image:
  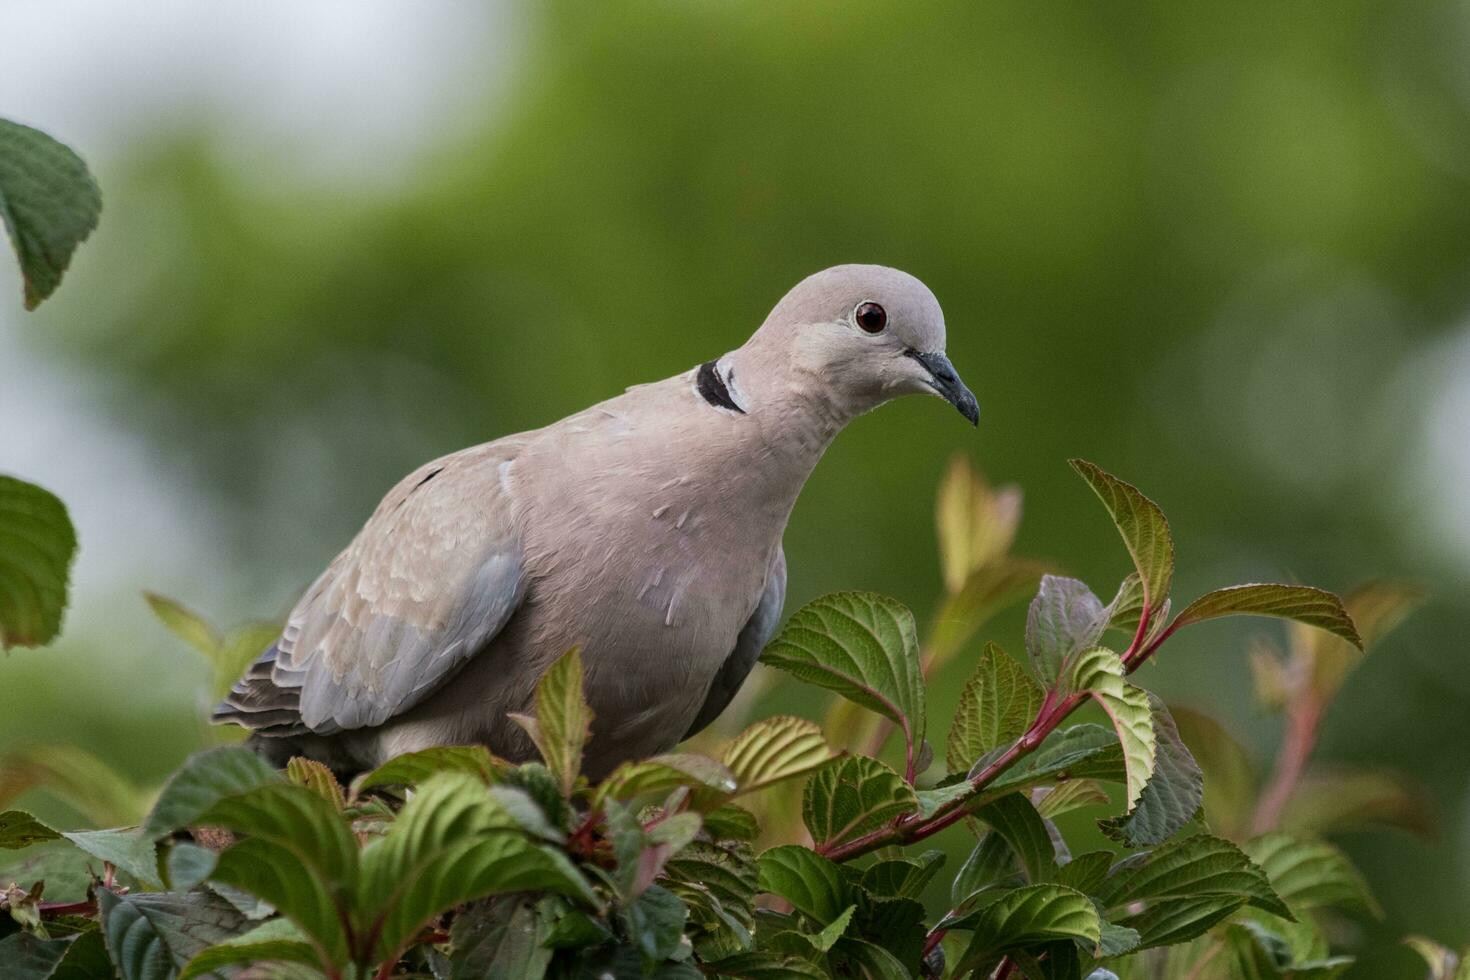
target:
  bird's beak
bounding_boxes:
[905,349,979,426]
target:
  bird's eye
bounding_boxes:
[855,302,887,333]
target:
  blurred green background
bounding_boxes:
[2,2,1468,974]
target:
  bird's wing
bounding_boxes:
[682,545,787,740]
[216,442,528,736]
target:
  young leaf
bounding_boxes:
[595,753,737,810]
[143,746,283,838]
[98,889,247,980]
[927,562,1049,673]
[0,476,78,650]
[1244,832,1381,918]
[801,755,917,850]
[354,744,509,792]
[719,715,838,799]
[973,793,1056,883]
[1098,696,1203,846]
[1094,834,1292,920]
[0,810,61,849]
[0,119,101,309]
[935,454,1023,593]
[951,884,1102,975]
[1066,648,1156,809]
[760,592,926,771]
[1168,584,1362,649]
[1035,780,1110,819]
[755,845,852,925]
[1025,576,1106,684]
[143,593,221,658]
[509,647,592,798]
[285,757,345,812]
[1069,460,1174,615]
[946,642,1043,773]
[176,918,320,980]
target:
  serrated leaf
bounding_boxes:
[974,793,1056,883]
[1103,573,1146,636]
[284,759,344,812]
[703,803,760,841]
[1169,584,1362,649]
[755,845,851,926]
[1095,834,1292,920]
[1067,648,1156,809]
[98,888,247,980]
[0,119,101,309]
[143,746,283,839]
[1119,894,1247,950]
[449,896,553,980]
[1055,850,1114,894]
[991,724,1127,795]
[719,716,838,799]
[858,850,945,901]
[61,828,161,889]
[353,745,508,792]
[357,774,594,961]
[936,454,1023,592]
[0,810,61,850]
[1098,696,1202,846]
[802,755,917,850]
[946,642,1043,773]
[176,918,319,980]
[952,884,1102,975]
[595,753,737,810]
[1070,460,1174,616]
[1035,780,1110,819]
[509,647,591,798]
[761,592,926,773]
[0,477,78,650]
[1244,833,1380,918]
[1026,576,1106,684]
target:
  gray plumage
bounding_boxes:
[215,264,977,778]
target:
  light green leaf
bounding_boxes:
[801,755,917,850]
[176,918,320,980]
[61,828,161,889]
[1098,696,1202,846]
[1244,833,1381,918]
[946,642,1043,773]
[595,753,737,810]
[98,888,248,980]
[0,744,151,827]
[990,724,1126,793]
[283,759,345,812]
[952,884,1102,975]
[1067,647,1156,809]
[1035,780,1110,819]
[143,592,220,657]
[0,810,61,849]
[353,744,509,792]
[761,592,926,772]
[719,715,838,800]
[508,647,592,798]
[1070,459,1174,615]
[973,793,1056,883]
[0,477,78,650]
[927,561,1049,672]
[1169,584,1362,649]
[0,841,94,902]
[0,119,101,309]
[1095,834,1292,920]
[1026,575,1106,684]
[936,454,1024,593]
[1103,573,1146,636]
[143,746,283,838]
[755,845,851,926]
[1279,768,1436,839]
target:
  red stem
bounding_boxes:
[1251,689,1320,835]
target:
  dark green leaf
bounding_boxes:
[973,793,1056,883]
[703,804,760,842]
[1069,460,1174,614]
[176,919,320,980]
[47,930,111,980]
[1055,851,1114,895]
[951,833,1021,906]
[1026,575,1106,684]
[0,932,69,980]
[1169,584,1362,649]
[832,935,912,979]
[851,895,927,971]
[946,642,1043,773]
[354,745,509,792]
[0,119,101,309]
[61,828,161,889]
[1098,696,1202,846]
[952,884,1101,975]
[1095,834,1292,920]
[801,755,917,850]
[163,843,216,892]
[857,850,945,900]
[991,724,1126,794]
[449,896,552,980]
[143,747,282,839]
[624,884,687,967]
[1118,894,1246,950]
[0,477,78,650]
[99,888,247,980]
[702,950,827,978]
[542,908,611,949]
[755,845,851,926]
[1170,707,1257,841]
[0,811,60,850]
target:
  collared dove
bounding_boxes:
[215,264,977,778]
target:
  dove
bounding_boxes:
[215,264,978,778]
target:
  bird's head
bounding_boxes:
[748,264,978,426]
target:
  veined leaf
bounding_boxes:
[952,884,1102,975]
[1169,584,1361,649]
[0,933,71,980]
[951,833,1020,907]
[164,842,216,891]
[1244,833,1381,918]
[1035,780,1110,819]
[1098,696,1202,846]
[1095,834,1292,920]
[756,845,851,925]
[761,592,926,771]
[595,753,737,810]
[665,839,758,946]
[1055,850,1114,895]
[354,744,509,792]
[0,810,61,849]
[703,803,760,841]
[1067,648,1156,809]
[802,755,917,850]
[0,119,101,309]
[990,723,1126,793]
[1119,894,1247,951]
[176,918,319,980]
[61,827,161,889]
[858,850,946,900]
[946,642,1042,773]
[719,715,838,799]
[98,888,247,980]
[509,647,591,798]
[0,477,78,650]
[284,758,345,812]
[1026,576,1106,684]
[936,454,1023,593]
[973,793,1055,883]
[1103,573,1146,637]
[143,746,282,838]
[833,935,911,978]
[449,896,555,980]
[1069,460,1174,615]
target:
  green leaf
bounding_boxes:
[1026,576,1106,684]
[1070,459,1174,615]
[1169,584,1362,649]
[595,753,737,809]
[761,592,926,771]
[755,845,851,925]
[164,843,216,891]
[47,930,112,980]
[1095,834,1292,920]
[508,647,592,798]
[1120,895,1247,950]
[1244,833,1381,918]
[0,841,94,903]
[61,828,161,889]
[928,561,1049,671]
[1170,707,1257,841]
[0,810,61,850]
[973,793,1056,883]
[990,724,1126,793]
[952,884,1102,975]
[703,804,760,841]
[804,904,855,952]
[143,746,283,838]
[858,850,946,900]
[1098,696,1202,846]
[208,847,352,963]
[449,896,553,980]
[356,773,595,962]
[0,477,78,650]
[1055,850,1114,895]
[952,833,1021,906]
[832,935,911,978]
[0,744,151,828]
[1103,573,1146,636]
[0,932,70,980]
[624,884,687,967]
[0,119,101,309]
[703,950,827,978]
[98,888,247,980]
[353,744,509,792]
[665,839,758,950]
[946,642,1042,773]
[1279,768,1436,839]
[936,454,1024,593]
[1066,647,1156,809]
[143,592,220,658]
[176,918,320,980]
[801,755,917,850]
[1035,780,1110,819]
[283,759,345,813]
[719,715,838,799]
